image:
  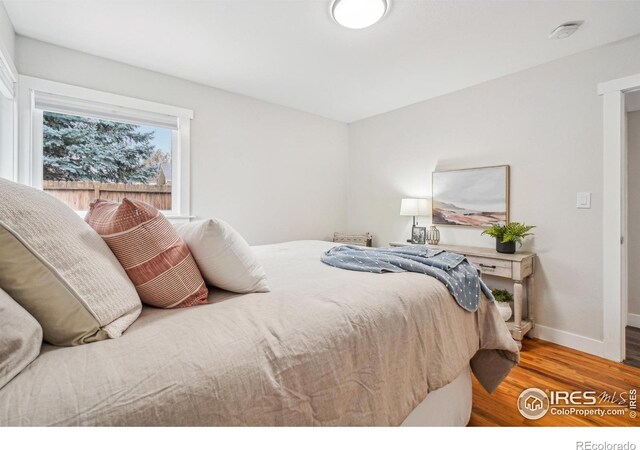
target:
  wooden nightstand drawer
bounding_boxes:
[466,256,512,278]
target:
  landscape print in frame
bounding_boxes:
[432,165,509,227]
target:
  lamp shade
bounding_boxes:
[400,198,430,217]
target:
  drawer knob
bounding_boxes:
[479,263,497,270]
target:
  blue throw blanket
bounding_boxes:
[321,245,493,312]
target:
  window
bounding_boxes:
[18,76,193,219]
[42,111,173,212]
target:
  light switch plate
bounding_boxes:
[577,192,591,209]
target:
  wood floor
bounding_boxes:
[469,338,640,426]
[625,326,640,369]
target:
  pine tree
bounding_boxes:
[43,111,159,183]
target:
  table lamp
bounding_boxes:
[400,198,429,242]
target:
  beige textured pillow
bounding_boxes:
[0,178,142,346]
[0,288,42,389]
[174,219,270,294]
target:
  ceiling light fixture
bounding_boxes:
[331,0,388,30]
[549,21,583,40]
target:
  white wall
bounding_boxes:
[15,37,349,245]
[347,34,640,348]
[628,111,640,320]
[0,1,14,60]
[14,28,640,351]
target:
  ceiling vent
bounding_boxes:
[549,21,583,40]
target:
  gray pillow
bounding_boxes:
[0,288,42,390]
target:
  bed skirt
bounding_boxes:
[401,365,472,426]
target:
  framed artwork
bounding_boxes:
[411,226,426,244]
[432,165,509,227]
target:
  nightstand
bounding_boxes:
[389,242,536,349]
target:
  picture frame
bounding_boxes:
[411,226,426,244]
[432,165,510,227]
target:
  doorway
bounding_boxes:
[625,91,640,367]
[599,73,640,362]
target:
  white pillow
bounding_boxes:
[173,219,270,294]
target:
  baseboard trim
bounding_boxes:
[530,324,604,358]
[628,313,640,328]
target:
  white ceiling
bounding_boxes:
[5,0,640,123]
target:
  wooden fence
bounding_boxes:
[43,180,172,211]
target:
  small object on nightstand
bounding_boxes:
[426,225,440,245]
[400,198,429,242]
[481,222,535,254]
[411,226,426,244]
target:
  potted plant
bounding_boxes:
[492,289,514,321]
[481,222,535,254]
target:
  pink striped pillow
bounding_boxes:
[86,199,208,308]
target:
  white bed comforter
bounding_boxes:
[0,240,518,426]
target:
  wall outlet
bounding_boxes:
[577,192,591,209]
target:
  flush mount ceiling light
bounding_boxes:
[549,21,584,40]
[331,0,388,30]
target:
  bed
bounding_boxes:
[0,240,518,426]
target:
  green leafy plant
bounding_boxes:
[481,222,535,246]
[492,289,514,303]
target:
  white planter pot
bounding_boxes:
[496,302,513,321]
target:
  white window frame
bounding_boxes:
[0,40,18,181]
[18,76,194,221]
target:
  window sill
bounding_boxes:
[163,215,196,224]
[74,210,195,223]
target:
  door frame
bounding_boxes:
[599,73,640,362]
